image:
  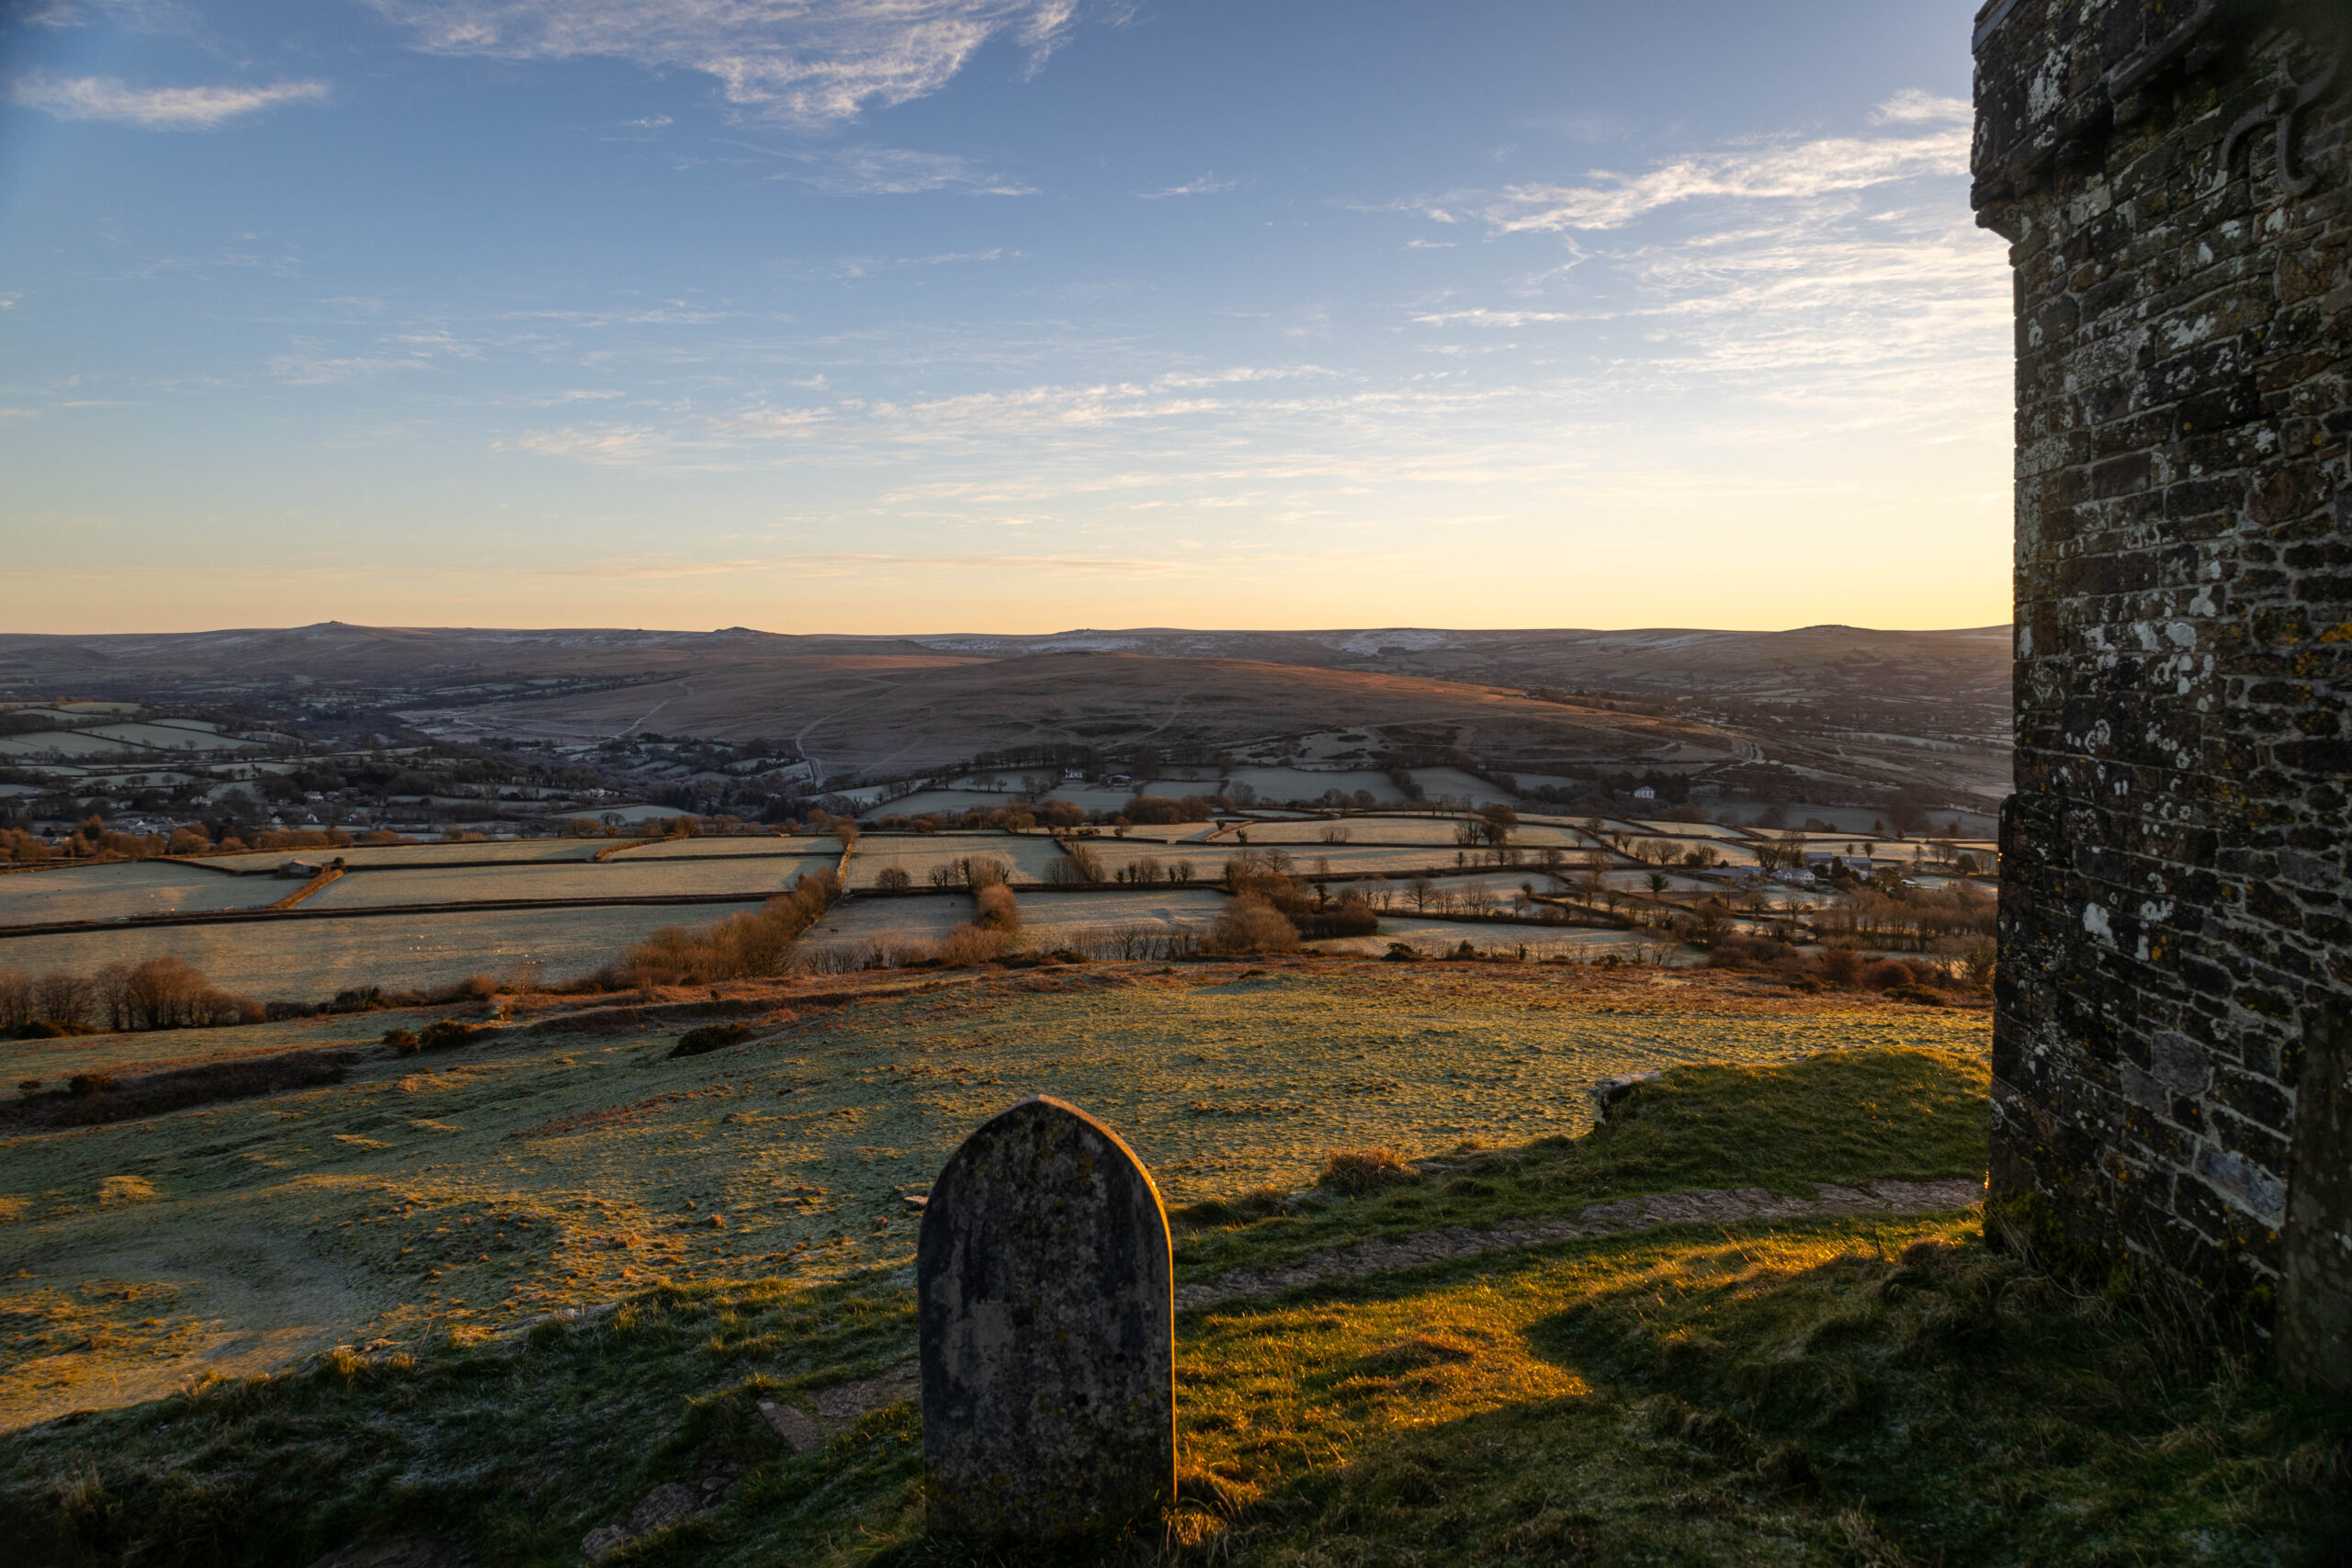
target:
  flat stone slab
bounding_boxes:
[919,1096,1175,1540]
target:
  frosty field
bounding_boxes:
[607,837,844,862]
[0,862,277,925]
[302,859,818,908]
[0,963,1990,1432]
[842,833,1073,888]
[1013,887,1230,943]
[0,900,763,1000]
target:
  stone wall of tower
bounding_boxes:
[1971,0,2348,1385]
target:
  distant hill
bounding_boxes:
[0,622,2011,802]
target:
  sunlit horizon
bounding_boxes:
[2,1,2008,636]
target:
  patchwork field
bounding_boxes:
[288,840,608,868]
[842,834,1073,888]
[798,895,978,950]
[0,964,1989,1437]
[1013,888,1230,944]
[0,901,764,1000]
[1318,919,1687,962]
[607,836,842,861]
[301,859,819,909]
[0,863,277,924]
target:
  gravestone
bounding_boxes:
[917,1096,1176,1540]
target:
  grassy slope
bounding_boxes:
[0,964,1990,1431]
[3,1048,2343,1568]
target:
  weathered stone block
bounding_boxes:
[1974,0,2349,1375]
[917,1096,1175,1541]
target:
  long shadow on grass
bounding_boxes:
[1147,1217,2352,1568]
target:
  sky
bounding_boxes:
[0,0,2012,637]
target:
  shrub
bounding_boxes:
[1124,795,1216,825]
[93,957,261,1031]
[1298,898,1377,939]
[1864,959,1916,990]
[430,974,502,1004]
[1048,841,1103,885]
[669,1022,752,1058]
[389,1020,489,1056]
[617,868,840,984]
[1319,1145,1419,1197]
[938,926,1008,966]
[1211,894,1299,954]
[972,883,1020,931]
[67,1072,115,1098]
[1818,949,1864,988]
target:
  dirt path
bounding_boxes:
[1174,1176,1984,1311]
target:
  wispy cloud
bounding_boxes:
[367,0,1110,125]
[1405,107,1969,235]
[1140,174,1238,198]
[266,332,480,384]
[1410,309,1572,328]
[22,0,198,34]
[1871,89,1970,125]
[10,72,329,130]
[832,247,1012,278]
[770,144,1033,196]
[499,364,1362,468]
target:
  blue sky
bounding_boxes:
[0,0,2009,636]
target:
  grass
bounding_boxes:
[1169,1046,1988,1282]
[1,1043,2343,1567]
[0,965,1992,1442]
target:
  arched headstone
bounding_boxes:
[918,1096,1175,1540]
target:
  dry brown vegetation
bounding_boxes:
[0,956,260,1035]
[616,869,841,985]
[1211,894,1300,953]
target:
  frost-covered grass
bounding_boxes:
[0,901,766,1001]
[0,862,277,924]
[303,860,813,908]
[842,833,1073,889]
